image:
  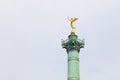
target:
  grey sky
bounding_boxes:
[0,0,120,80]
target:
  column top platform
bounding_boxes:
[62,33,84,53]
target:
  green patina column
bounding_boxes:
[62,32,84,80]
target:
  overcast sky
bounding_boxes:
[0,0,120,80]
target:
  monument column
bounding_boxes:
[62,17,84,80]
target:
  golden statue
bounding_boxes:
[67,17,78,33]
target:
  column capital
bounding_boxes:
[62,33,84,53]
